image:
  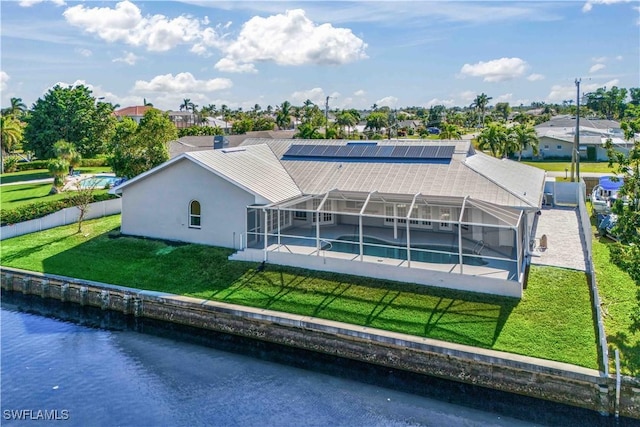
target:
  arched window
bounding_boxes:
[189,200,201,228]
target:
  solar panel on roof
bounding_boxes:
[421,146,438,158]
[435,145,455,158]
[309,145,329,156]
[295,145,315,156]
[335,146,354,157]
[286,145,304,156]
[391,146,410,158]
[405,146,424,158]
[281,143,454,162]
[377,146,394,157]
[361,145,379,157]
[349,145,368,157]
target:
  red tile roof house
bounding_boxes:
[113,106,155,124]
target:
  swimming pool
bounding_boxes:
[325,235,487,266]
[78,175,123,189]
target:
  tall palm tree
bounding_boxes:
[477,122,509,157]
[365,111,388,135]
[180,98,191,112]
[335,110,358,138]
[472,93,492,128]
[143,98,153,107]
[439,122,462,140]
[2,97,27,117]
[276,101,292,130]
[1,115,23,154]
[510,123,539,161]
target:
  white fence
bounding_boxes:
[1,198,121,240]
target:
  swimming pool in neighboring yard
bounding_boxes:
[326,235,487,265]
[78,174,124,189]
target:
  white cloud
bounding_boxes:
[424,98,455,108]
[376,96,398,108]
[75,48,92,57]
[353,89,366,97]
[133,72,232,93]
[527,73,545,81]
[113,51,141,66]
[214,58,258,74]
[19,0,66,7]
[546,78,620,103]
[583,0,632,13]
[616,55,624,60]
[495,93,513,103]
[290,87,326,106]
[63,0,224,53]
[0,71,9,91]
[218,9,367,73]
[459,91,477,104]
[459,57,528,82]
[589,63,606,73]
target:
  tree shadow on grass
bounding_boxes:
[2,235,72,264]
[422,292,518,348]
[607,331,640,377]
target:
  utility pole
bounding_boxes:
[325,96,331,139]
[574,78,581,182]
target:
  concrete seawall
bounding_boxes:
[2,266,638,419]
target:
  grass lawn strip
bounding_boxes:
[1,182,109,210]
[521,161,614,173]
[0,215,598,370]
[0,167,113,185]
[591,233,640,376]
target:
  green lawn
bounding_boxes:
[1,182,109,210]
[0,215,599,369]
[591,230,640,376]
[0,167,112,185]
[521,161,615,173]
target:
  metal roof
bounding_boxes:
[241,138,545,209]
[186,146,302,204]
[116,144,302,204]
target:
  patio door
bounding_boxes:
[312,199,333,225]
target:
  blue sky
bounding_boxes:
[1,0,639,112]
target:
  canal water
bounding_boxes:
[1,292,636,427]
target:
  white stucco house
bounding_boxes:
[115,138,546,298]
[520,115,630,161]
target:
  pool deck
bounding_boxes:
[252,224,517,281]
[530,207,588,272]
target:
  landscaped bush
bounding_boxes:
[15,160,49,171]
[0,193,116,226]
[80,158,109,167]
[3,157,19,173]
[14,158,108,172]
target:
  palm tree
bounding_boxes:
[510,123,539,161]
[472,93,492,128]
[0,115,24,174]
[477,122,509,157]
[335,110,358,138]
[1,97,27,117]
[1,115,23,154]
[512,111,531,125]
[53,139,81,175]
[143,98,153,107]
[276,101,292,130]
[180,98,191,112]
[365,111,388,135]
[439,122,462,140]
[47,158,68,190]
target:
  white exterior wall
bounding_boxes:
[121,159,254,248]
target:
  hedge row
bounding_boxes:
[15,158,108,171]
[1,193,117,226]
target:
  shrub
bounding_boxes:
[3,157,19,173]
[0,193,117,226]
[16,160,49,171]
[80,158,108,167]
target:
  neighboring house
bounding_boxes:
[167,111,199,128]
[115,139,545,298]
[114,106,155,124]
[168,131,295,158]
[520,115,629,161]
